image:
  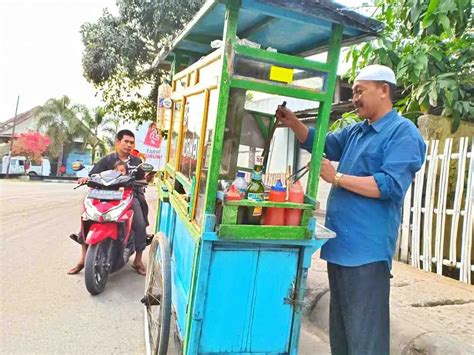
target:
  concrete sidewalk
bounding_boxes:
[303,254,474,354]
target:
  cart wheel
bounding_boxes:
[143,233,171,355]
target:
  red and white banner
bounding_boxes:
[135,122,167,171]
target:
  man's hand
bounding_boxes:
[275,105,310,144]
[320,158,336,184]
[77,176,90,185]
[275,105,298,128]
[145,171,156,183]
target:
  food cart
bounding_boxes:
[143,1,382,354]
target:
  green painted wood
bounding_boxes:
[306,24,343,199]
[301,209,313,227]
[165,162,175,176]
[168,192,201,240]
[225,199,313,210]
[231,76,328,102]
[304,194,319,208]
[171,191,190,216]
[202,0,240,216]
[234,44,330,73]
[183,1,240,354]
[253,113,270,139]
[158,184,170,202]
[218,224,311,240]
[164,180,174,195]
[154,194,162,234]
[222,204,238,224]
[189,175,196,218]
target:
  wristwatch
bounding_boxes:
[333,172,344,188]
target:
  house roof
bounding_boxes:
[0,107,39,137]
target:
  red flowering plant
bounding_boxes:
[11,132,51,163]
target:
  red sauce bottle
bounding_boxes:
[285,181,304,226]
[264,180,286,226]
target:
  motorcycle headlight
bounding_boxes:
[84,198,101,221]
[102,195,132,222]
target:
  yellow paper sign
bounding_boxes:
[269,66,294,83]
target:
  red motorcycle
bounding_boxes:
[72,161,153,295]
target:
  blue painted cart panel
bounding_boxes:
[172,217,196,336]
[157,200,172,237]
[198,245,298,353]
[158,205,197,338]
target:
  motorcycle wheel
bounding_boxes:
[143,233,171,355]
[85,239,112,295]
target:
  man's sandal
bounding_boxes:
[67,264,84,275]
[131,264,146,276]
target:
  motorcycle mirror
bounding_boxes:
[71,161,85,171]
[139,163,154,173]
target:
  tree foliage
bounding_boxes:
[81,0,205,123]
[34,96,89,174]
[346,0,473,131]
[12,132,51,163]
[81,106,118,163]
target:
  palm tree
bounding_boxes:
[81,107,119,164]
[34,96,86,175]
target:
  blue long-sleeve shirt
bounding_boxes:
[302,109,426,267]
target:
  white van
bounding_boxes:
[1,156,26,175]
[27,158,51,177]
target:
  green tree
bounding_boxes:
[80,0,205,123]
[34,96,88,175]
[81,107,119,163]
[346,0,473,131]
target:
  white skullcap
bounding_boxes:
[355,64,397,85]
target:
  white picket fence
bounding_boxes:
[396,137,473,284]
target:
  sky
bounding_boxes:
[0,0,117,121]
[0,0,367,122]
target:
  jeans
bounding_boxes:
[327,261,390,355]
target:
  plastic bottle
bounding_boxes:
[246,156,265,225]
[232,171,247,199]
[225,185,244,224]
[225,184,241,201]
[285,181,305,226]
[264,180,286,226]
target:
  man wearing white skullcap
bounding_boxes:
[276,64,426,355]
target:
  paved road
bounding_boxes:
[0,180,328,355]
[0,180,150,354]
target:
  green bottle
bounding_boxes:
[246,156,265,225]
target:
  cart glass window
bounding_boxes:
[234,56,326,92]
[179,93,205,181]
[168,100,182,168]
[173,77,187,97]
[198,59,220,87]
[194,89,218,224]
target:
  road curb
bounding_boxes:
[42,179,76,184]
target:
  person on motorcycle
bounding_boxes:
[67,129,151,276]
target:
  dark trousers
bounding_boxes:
[77,197,147,252]
[327,261,390,355]
[131,198,147,252]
